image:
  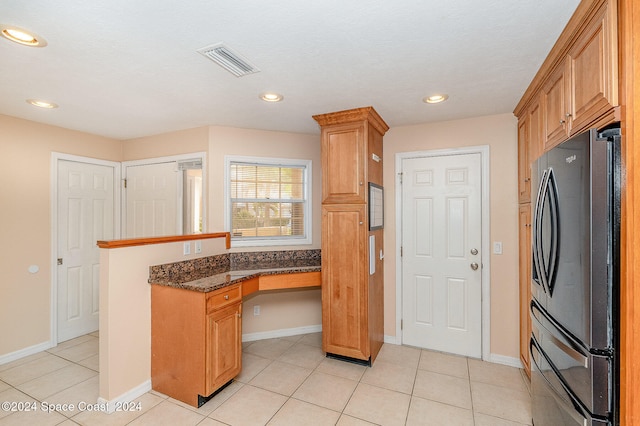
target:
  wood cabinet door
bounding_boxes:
[321,122,366,204]
[205,303,242,395]
[518,204,532,377]
[528,99,542,164]
[568,0,618,133]
[321,204,368,360]
[542,59,571,151]
[517,117,531,204]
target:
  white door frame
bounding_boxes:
[121,152,207,236]
[395,145,491,361]
[50,153,121,347]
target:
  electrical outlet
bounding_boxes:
[195,240,202,254]
[183,242,191,255]
[253,305,260,316]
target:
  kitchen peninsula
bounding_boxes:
[96,233,320,411]
[149,248,321,407]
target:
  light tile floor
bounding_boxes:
[0,332,532,425]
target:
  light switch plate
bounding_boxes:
[493,241,503,255]
[183,242,191,255]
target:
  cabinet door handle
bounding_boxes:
[565,113,572,118]
[224,295,229,300]
[559,119,566,125]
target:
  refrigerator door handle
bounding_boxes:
[545,168,560,295]
[533,167,560,296]
[532,169,547,291]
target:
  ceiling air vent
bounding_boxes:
[197,43,260,77]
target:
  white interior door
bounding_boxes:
[57,160,115,342]
[124,162,180,238]
[401,153,482,358]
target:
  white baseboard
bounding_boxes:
[97,380,152,414]
[384,335,401,345]
[488,353,523,369]
[242,324,322,342]
[0,340,54,366]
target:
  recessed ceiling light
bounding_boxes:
[259,92,283,102]
[0,25,47,47]
[423,94,449,104]
[27,99,58,109]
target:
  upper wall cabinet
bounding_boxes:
[518,97,541,204]
[541,61,571,150]
[516,0,619,157]
[517,116,531,204]
[542,0,618,151]
[567,0,618,132]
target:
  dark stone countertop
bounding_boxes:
[149,250,321,293]
[151,266,321,293]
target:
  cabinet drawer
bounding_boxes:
[207,284,241,313]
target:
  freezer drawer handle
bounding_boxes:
[531,303,589,368]
[547,329,589,368]
[530,337,591,426]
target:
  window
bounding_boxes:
[225,156,312,246]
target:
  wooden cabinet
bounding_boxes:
[313,106,388,364]
[151,283,242,407]
[514,0,621,379]
[321,204,368,359]
[528,99,542,163]
[518,204,532,377]
[517,117,531,203]
[541,0,618,151]
[321,122,367,204]
[567,0,618,133]
[518,98,542,203]
[205,302,242,396]
[541,60,571,150]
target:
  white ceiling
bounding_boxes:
[0,0,581,140]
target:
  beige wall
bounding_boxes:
[0,114,122,357]
[122,126,209,161]
[383,113,520,359]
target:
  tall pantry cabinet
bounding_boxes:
[313,107,388,364]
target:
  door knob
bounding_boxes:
[470,262,479,271]
[470,248,478,255]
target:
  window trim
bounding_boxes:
[224,155,312,247]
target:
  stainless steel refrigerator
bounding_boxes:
[529,126,620,425]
